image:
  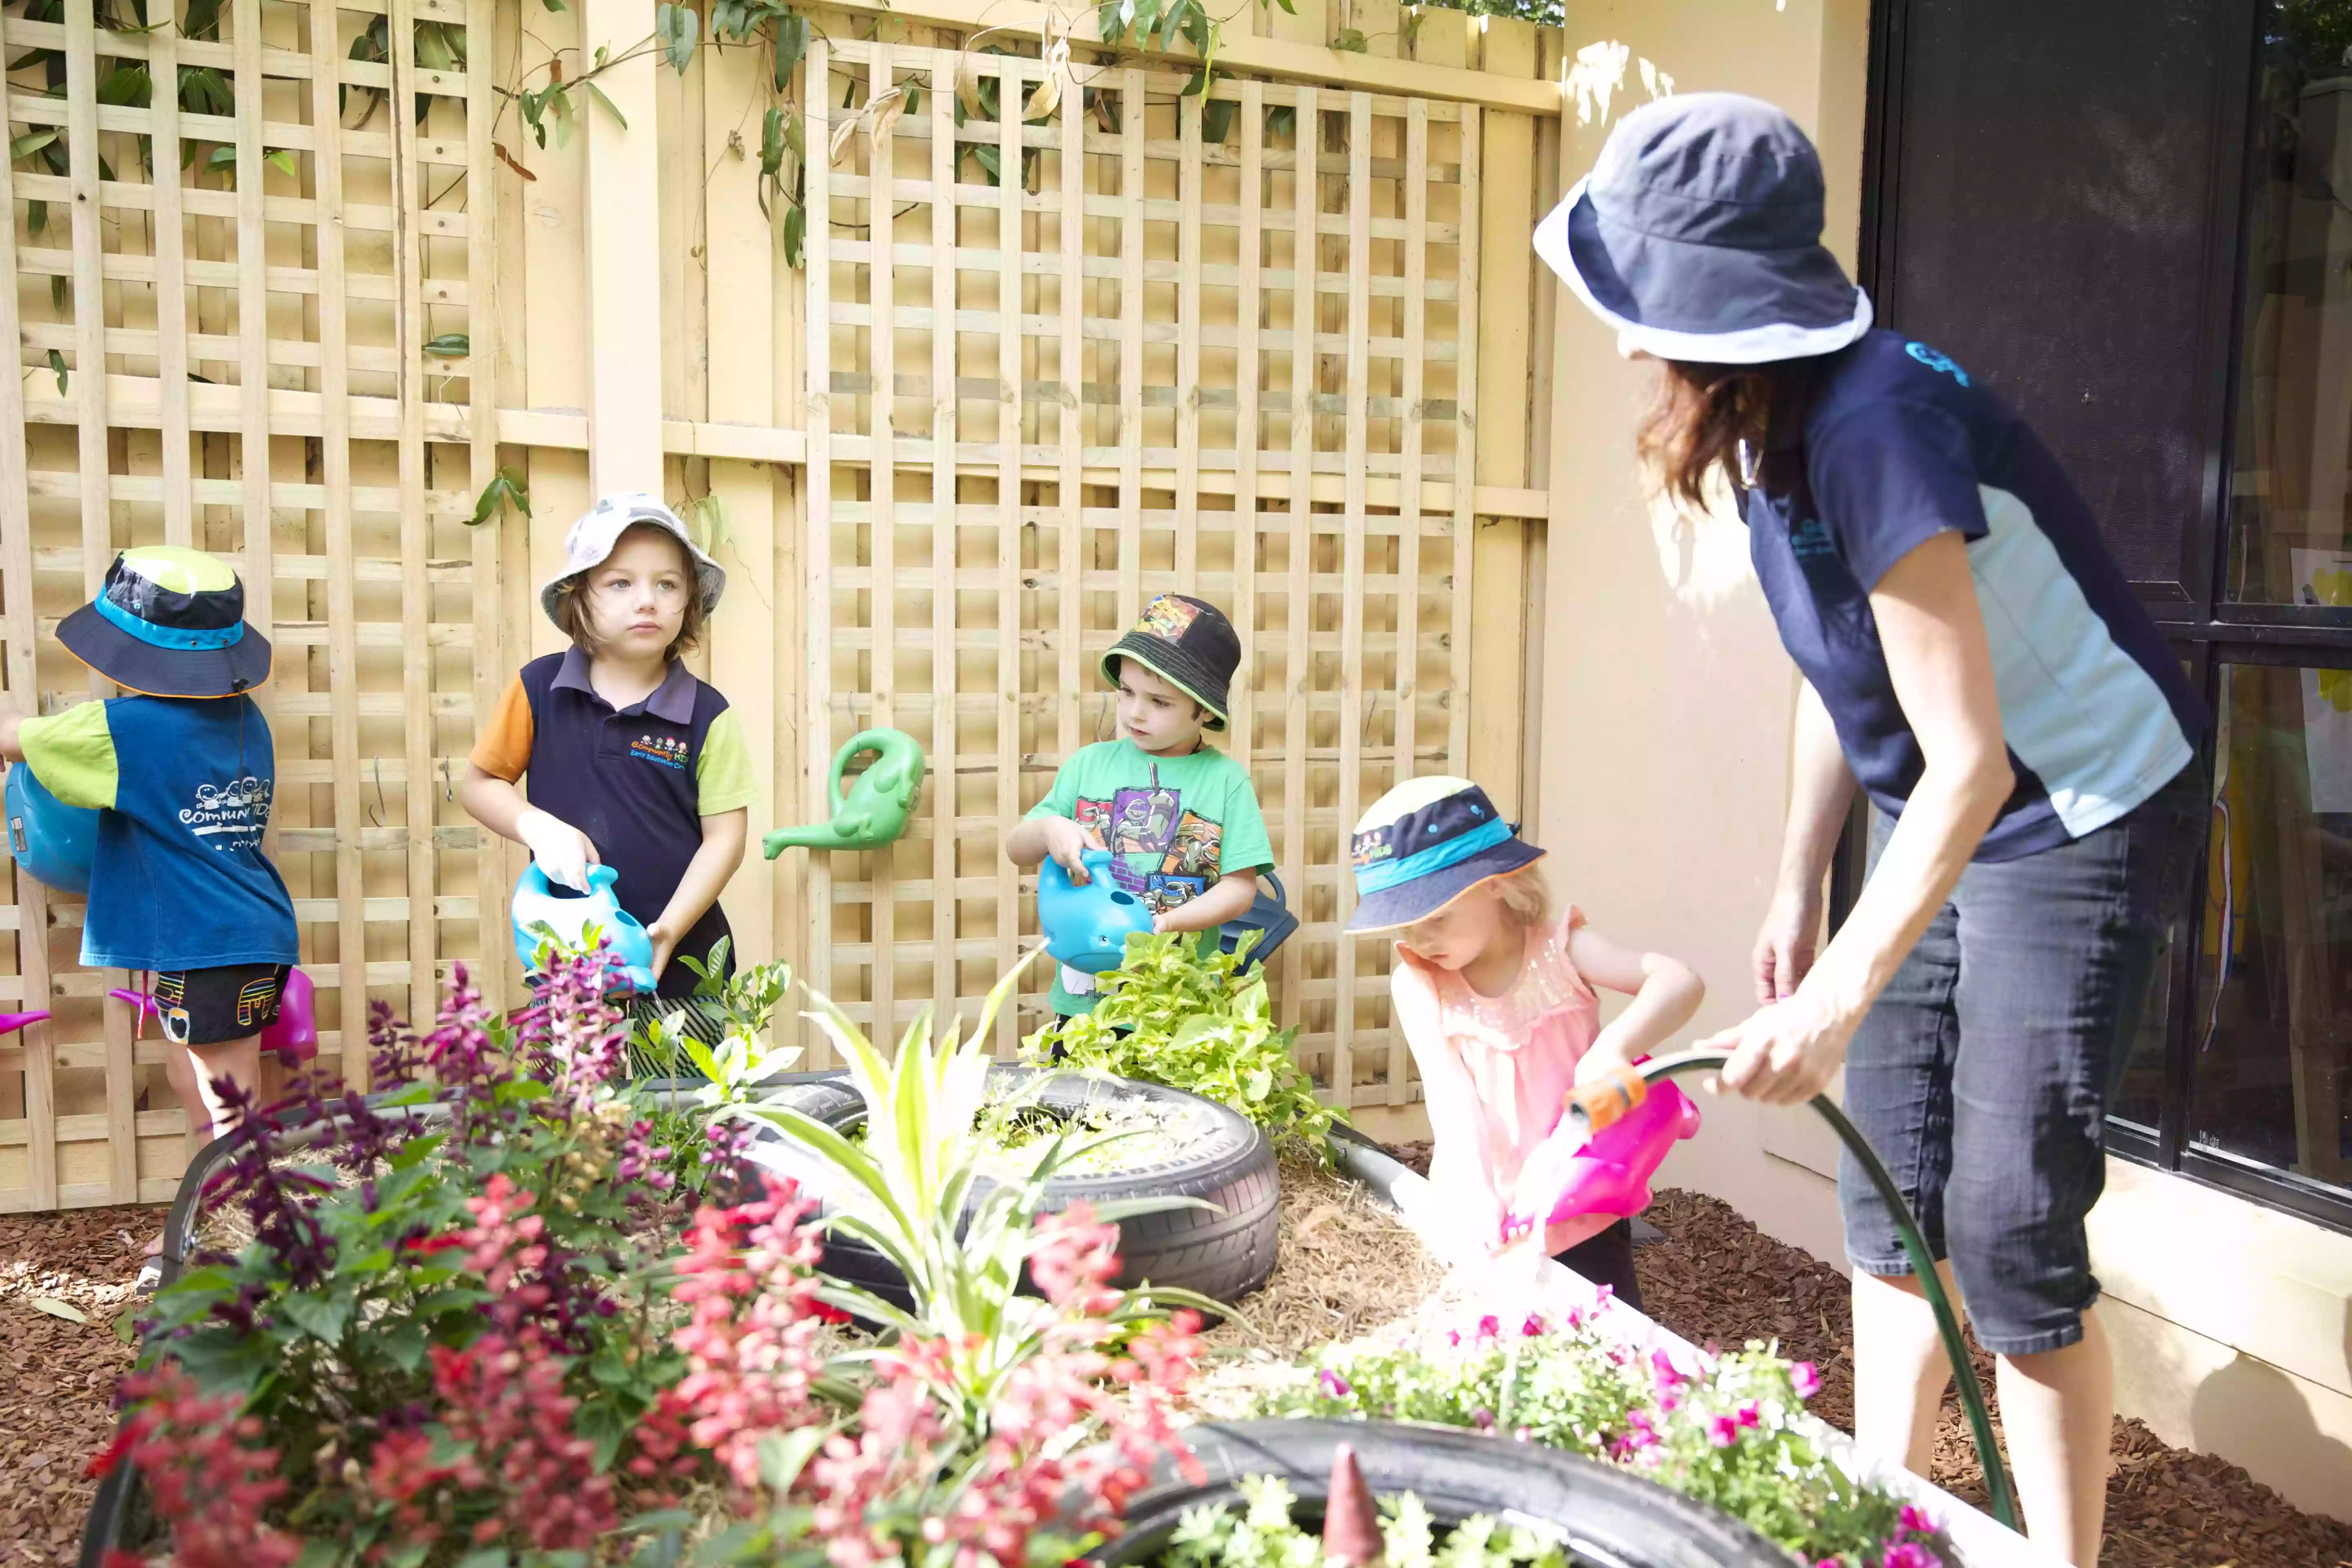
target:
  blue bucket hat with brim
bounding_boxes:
[56,545,272,698]
[1345,776,1545,934]
[1536,92,1872,364]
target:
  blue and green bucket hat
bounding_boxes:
[1345,775,1545,933]
[56,545,272,699]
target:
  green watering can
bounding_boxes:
[763,729,927,856]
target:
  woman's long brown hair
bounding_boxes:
[1635,359,1811,510]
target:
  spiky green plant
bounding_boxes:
[738,946,1222,1440]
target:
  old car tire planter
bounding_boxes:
[741,1068,1280,1316]
[1089,1419,1794,1568]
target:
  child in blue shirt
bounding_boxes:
[0,546,298,1273]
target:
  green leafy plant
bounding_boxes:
[1167,1475,1571,1568]
[629,946,802,1193]
[740,946,1218,1440]
[469,464,531,526]
[1024,931,1344,1155]
[1261,1314,1951,1568]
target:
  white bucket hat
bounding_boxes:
[538,492,726,627]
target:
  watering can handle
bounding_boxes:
[826,736,877,805]
[518,859,616,898]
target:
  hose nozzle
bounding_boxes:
[1565,1066,1648,1138]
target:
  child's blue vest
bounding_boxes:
[85,695,298,972]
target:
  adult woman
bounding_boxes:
[1539,94,2206,1566]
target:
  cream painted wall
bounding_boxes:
[1537,0,2352,1526]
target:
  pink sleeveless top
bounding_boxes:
[1392,911,1614,1255]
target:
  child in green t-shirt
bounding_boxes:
[1007,594,1273,1016]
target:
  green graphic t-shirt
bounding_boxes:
[1025,739,1273,1014]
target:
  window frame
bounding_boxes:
[1855,0,2352,1237]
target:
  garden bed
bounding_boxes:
[47,935,2352,1568]
[1634,1188,2352,1568]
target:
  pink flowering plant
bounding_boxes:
[739,949,1223,1444]
[633,1181,1205,1568]
[106,947,713,1560]
[1265,1312,1950,1568]
[98,943,1213,1568]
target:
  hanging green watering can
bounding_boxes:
[763,729,927,857]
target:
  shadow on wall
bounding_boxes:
[2189,1352,2352,1526]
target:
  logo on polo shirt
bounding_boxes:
[1791,517,1838,561]
[630,733,690,771]
[1904,341,1971,386]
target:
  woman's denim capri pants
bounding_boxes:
[1838,762,2205,1356]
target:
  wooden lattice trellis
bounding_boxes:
[4,0,1569,1209]
[0,0,502,1210]
[801,36,1480,1106]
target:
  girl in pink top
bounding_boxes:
[1351,776,1704,1306]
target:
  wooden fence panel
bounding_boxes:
[800,37,1480,1104]
[5,0,1564,1205]
[1,0,501,1209]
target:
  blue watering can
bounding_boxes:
[511,862,657,993]
[4,762,97,897]
[1038,849,1154,974]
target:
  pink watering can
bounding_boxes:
[1507,1061,1701,1234]
[109,967,318,1064]
[0,1009,50,1039]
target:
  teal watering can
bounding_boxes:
[4,761,97,897]
[764,729,926,856]
[1038,849,1154,974]
[511,862,657,993]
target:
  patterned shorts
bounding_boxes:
[150,963,289,1047]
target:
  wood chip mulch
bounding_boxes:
[1630,1185,2352,1568]
[1,1205,153,1566]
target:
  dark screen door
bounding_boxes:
[1861,0,2256,606]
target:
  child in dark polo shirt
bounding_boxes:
[461,494,755,1010]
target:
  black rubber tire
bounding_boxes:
[739,1067,1280,1316]
[1090,1419,1798,1568]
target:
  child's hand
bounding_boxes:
[1573,1040,1636,1091]
[518,808,599,893]
[646,920,680,980]
[1042,816,1103,881]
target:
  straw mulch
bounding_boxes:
[0,1205,151,1566]
[1183,1152,1450,1420]
[1635,1186,2352,1568]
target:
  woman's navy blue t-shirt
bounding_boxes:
[1741,330,2204,862]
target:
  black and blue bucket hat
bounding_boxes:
[1345,776,1545,933]
[1535,93,1871,363]
[57,545,272,699]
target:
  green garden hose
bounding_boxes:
[1568,1050,2020,1534]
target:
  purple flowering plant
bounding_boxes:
[130,945,705,1554]
[1267,1314,1950,1568]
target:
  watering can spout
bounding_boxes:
[762,821,852,854]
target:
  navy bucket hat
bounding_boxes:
[1345,776,1545,933]
[1536,93,1871,363]
[56,545,272,699]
